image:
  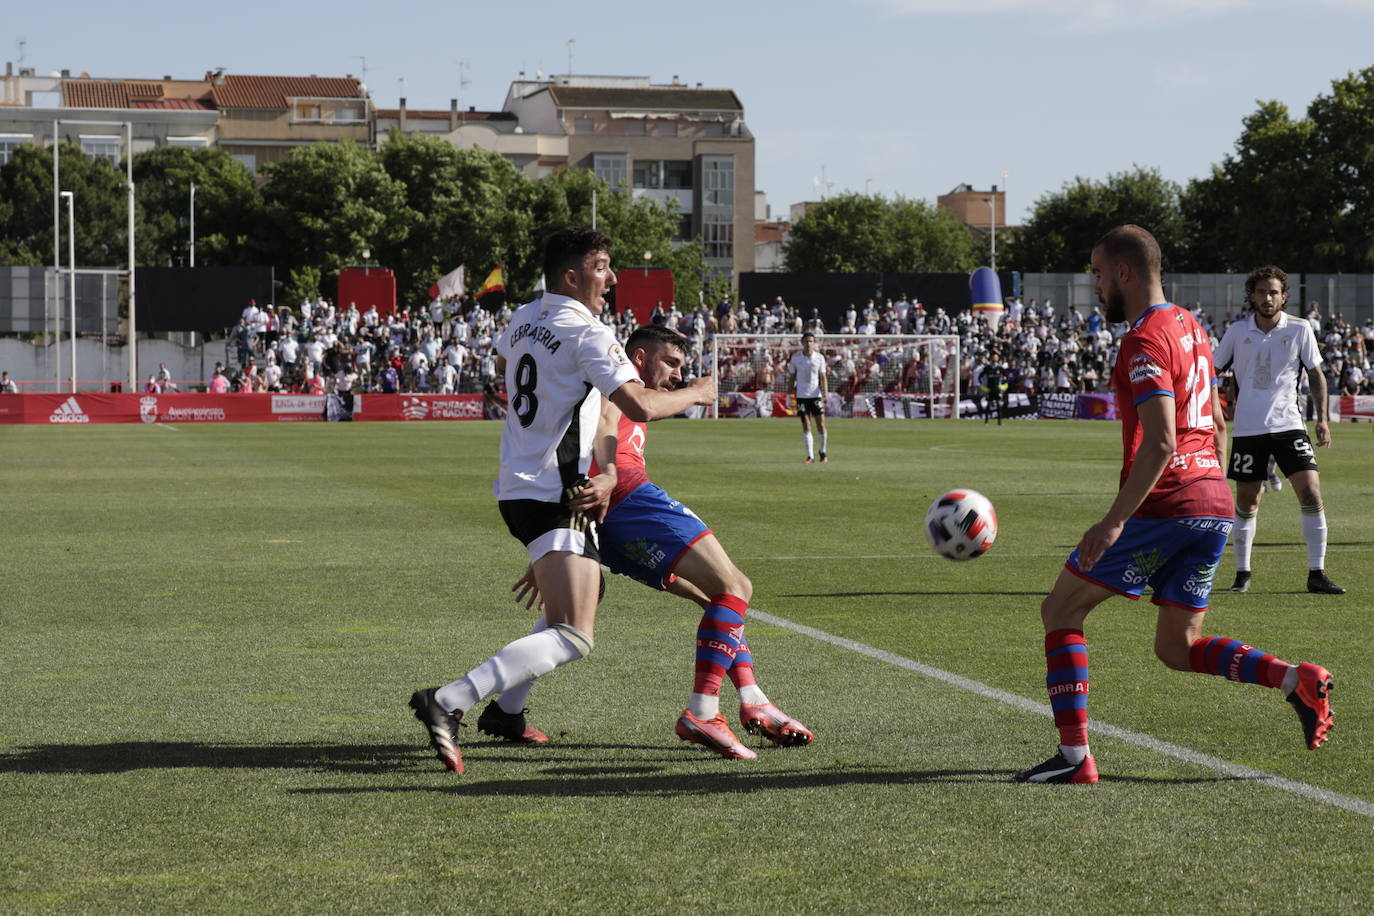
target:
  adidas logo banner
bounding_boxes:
[48,396,90,424]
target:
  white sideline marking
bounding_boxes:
[153,423,180,432]
[741,545,1371,561]
[749,609,1374,819]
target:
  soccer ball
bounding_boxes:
[924,489,998,561]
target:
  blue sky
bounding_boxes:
[11,1,1373,223]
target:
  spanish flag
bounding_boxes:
[474,265,505,300]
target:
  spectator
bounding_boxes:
[0,371,17,393]
[209,363,230,394]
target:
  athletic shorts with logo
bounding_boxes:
[796,397,823,418]
[1227,431,1318,482]
[499,499,600,564]
[1065,516,1232,610]
[598,482,711,590]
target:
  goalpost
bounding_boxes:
[710,333,961,420]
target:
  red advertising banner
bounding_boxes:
[0,393,490,425]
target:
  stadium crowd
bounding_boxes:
[196,289,1374,405]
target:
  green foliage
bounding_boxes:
[1006,167,1189,272]
[259,141,410,288]
[132,146,260,267]
[0,142,131,267]
[283,265,322,307]
[1188,66,1374,271]
[784,193,979,273]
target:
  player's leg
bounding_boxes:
[1159,605,1334,750]
[1153,517,1334,749]
[1287,465,1344,594]
[799,411,815,462]
[474,611,553,745]
[673,535,813,746]
[1228,434,1268,592]
[815,410,828,462]
[1015,567,1114,783]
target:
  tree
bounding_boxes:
[0,143,131,267]
[131,146,260,267]
[1182,66,1374,272]
[259,141,409,298]
[1007,167,1189,272]
[782,193,979,273]
[376,133,532,305]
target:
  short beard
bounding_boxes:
[1104,288,1126,323]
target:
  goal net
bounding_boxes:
[710,334,961,419]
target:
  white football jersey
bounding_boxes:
[495,293,640,502]
[1214,311,1322,437]
[789,350,826,398]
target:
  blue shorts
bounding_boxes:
[598,482,711,590]
[1066,516,1232,610]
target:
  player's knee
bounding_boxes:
[551,622,594,658]
[730,572,753,604]
[1154,637,1192,671]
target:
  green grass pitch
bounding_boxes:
[2,418,1371,913]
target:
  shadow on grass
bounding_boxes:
[0,742,422,775]
[291,765,1008,798]
[780,591,1045,598]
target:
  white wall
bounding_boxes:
[0,337,222,392]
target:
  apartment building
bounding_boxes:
[503,74,755,278]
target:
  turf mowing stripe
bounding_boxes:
[750,609,1374,819]
[742,545,1372,561]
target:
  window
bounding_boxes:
[166,136,209,149]
[703,211,733,261]
[656,120,678,137]
[333,106,361,122]
[625,119,645,136]
[674,213,692,241]
[663,160,692,190]
[702,155,734,206]
[632,160,660,189]
[231,153,257,176]
[80,136,121,167]
[0,134,33,166]
[704,122,726,138]
[295,102,321,121]
[593,153,628,189]
[575,118,595,135]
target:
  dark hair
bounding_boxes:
[801,331,816,340]
[542,226,614,289]
[626,324,689,356]
[1245,265,1288,301]
[1094,224,1161,281]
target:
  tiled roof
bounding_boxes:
[127,81,164,100]
[62,81,130,109]
[131,98,215,110]
[547,86,741,112]
[210,74,365,109]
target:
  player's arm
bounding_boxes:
[609,375,715,423]
[1210,383,1227,471]
[1077,393,1175,572]
[568,396,620,523]
[1307,364,1331,446]
[819,357,828,397]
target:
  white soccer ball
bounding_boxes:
[924,489,998,561]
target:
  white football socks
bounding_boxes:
[1300,504,1327,570]
[803,431,814,460]
[689,692,719,719]
[737,684,769,705]
[493,614,548,714]
[1059,744,1090,765]
[1233,509,1257,571]
[435,625,584,716]
[819,432,828,456]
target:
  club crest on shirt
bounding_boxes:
[609,343,629,365]
[1129,354,1163,383]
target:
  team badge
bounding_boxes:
[609,343,629,365]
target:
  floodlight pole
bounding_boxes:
[189,181,196,268]
[61,191,76,392]
[52,121,61,390]
[127,121,137,392]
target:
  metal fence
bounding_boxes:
[1021,272,1374,326]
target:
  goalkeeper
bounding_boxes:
[507,325,814,759]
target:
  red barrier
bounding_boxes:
[0,393,489,424]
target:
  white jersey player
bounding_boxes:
[408,226,718,773]
[1214,265,1344,595]
[787,331,829,463]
